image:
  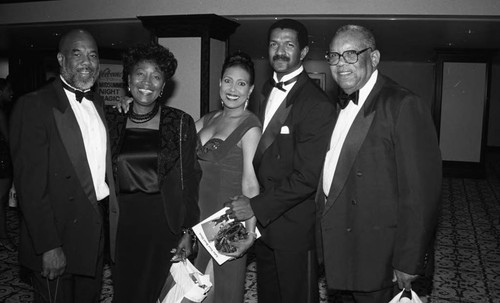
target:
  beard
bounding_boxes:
[61,65,99,90]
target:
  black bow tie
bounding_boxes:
[270,75,299,92]
[61,81,94,102]
[338,91,359,109]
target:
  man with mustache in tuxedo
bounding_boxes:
[226,19,336,303]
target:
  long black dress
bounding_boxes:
[195,112,261,303]
[112,128,177,303]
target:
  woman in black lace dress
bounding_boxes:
[106,43,201,303]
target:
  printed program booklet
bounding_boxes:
[192,207,261,265]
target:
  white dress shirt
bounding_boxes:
[61,77,110,201]
[322,70,378,196]
[262,66,303,132]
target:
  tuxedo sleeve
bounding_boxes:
[392,95,442,274]
[10,96,62,254]
[251,99,335,226]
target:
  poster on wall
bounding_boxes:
[97,63,125,106]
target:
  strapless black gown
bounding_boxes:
[112,128,177,303]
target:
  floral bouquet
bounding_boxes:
[192,207,260,265]
[214,221,249,253]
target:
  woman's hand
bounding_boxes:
[113,96,134,113]
[220,232,256,259]
[170,231,196,262]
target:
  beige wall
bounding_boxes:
[488,64,500,147]
[159,37,201,119]
[1,0,500,25]
[209,39,226,114]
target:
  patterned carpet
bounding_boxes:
[1,154,499,302]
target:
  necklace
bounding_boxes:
[129,102,160,124]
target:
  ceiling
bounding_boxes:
[1,15,500,63]
[229,16,500,62]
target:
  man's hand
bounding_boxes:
[113,96,133,113]
[42,247,66,280]
[224,195,254,221]
[393,269,418,290]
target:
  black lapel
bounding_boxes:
[52,79,98,206]
[323,75,386,214]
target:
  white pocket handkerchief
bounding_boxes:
[280,126,290,134]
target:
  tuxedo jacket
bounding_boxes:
[251,71,336,251]
[10,78,119,277]
[106,104,201,234]
[316,73,442,291]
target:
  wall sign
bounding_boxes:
[97,63,125,106]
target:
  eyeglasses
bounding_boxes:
[324,47,372,66]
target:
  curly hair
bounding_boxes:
[122,43,177,81]
[220,51,255,85]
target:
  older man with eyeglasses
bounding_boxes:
[316,24,442,303]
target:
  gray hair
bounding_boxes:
[334,25,377,50]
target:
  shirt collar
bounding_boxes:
[273,65,304,86]
[60,76,91,93]
[357,69,378,107]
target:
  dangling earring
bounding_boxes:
[159,90,163,97]
[244,98,248,110]
[128,86,131,92]
[221,100,225,108]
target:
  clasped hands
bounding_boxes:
[224,195,254,221]
[220,195,256,259]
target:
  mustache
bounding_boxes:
[272,55,290,62]
[77,67,96,73]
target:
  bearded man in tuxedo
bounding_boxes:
[10,29,118,303]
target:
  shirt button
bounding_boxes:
[346,228,352,232]
[356,171,363,177]
[352,199,358,205]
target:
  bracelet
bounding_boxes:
[247,231,257,238]
[182,228,196,241]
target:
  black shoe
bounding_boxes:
[0,237,16,252]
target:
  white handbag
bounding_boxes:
[158,259,212,303]
[389,289,423,303]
